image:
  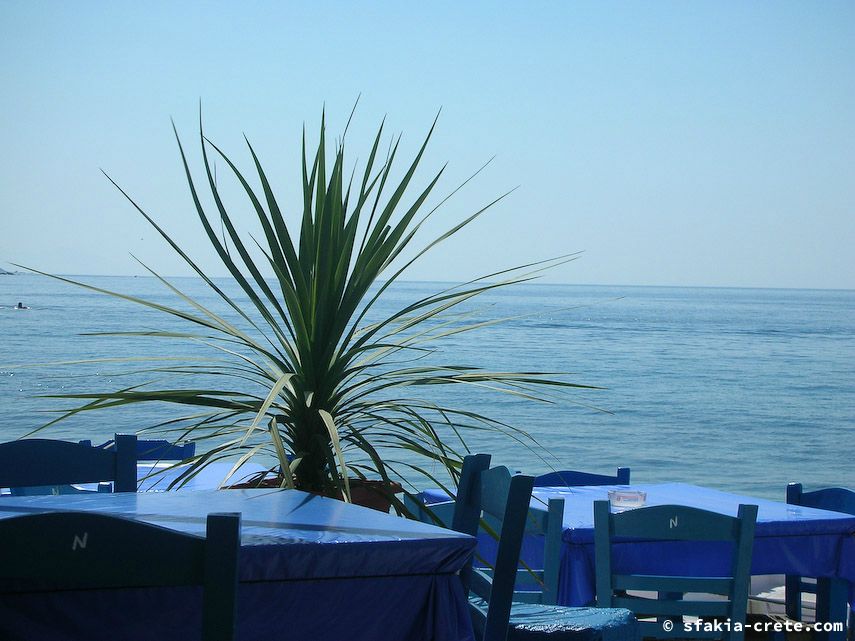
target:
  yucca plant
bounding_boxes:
[28,109,585,504]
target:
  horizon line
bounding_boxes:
[4,270,854,293]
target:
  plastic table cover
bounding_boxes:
[534,483,855,609]
[0,489,476,641]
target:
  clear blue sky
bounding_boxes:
[1,1,853,288]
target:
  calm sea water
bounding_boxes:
[1,273,852,500]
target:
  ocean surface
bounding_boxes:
[1,273,852,500]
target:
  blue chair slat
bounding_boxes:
[138,439,195,461]
[534,468,630,487]
[83,437,196,461]
[453,454,492,535]
[594,500,757,641]
[0,511,240,641]
[0,434,137,494]
[454,454,640,641]
[784,483,855,624]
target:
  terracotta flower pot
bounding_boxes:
[345,479,404,512]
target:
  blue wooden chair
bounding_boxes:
[0,510,240,641]
[404,476,565,605]
[0,434,137,495]
[594,500,757,641]
[454,454,640,641]
[784,483,854,630]
[535,467,630,487]
[82,437,196,461]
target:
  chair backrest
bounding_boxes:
[0,510,240,641]
[452,454,537,641]
[404,455,493,529]
[787,483,855,515]
[82,437,196,461]
[0,434,137,494]
[534,467,630,487]
[784,483,855,620]
[404,456,564,606]
[594,501,758,641]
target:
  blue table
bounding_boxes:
[136,460,269,491]
[1,461,269,495]
[532,483,855,640]
[0,489,476,641]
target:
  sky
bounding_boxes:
[1,1,853,289]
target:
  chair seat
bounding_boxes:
[470,596,640,641]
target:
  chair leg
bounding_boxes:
[848,609,853,641]
[785,575,801,620]
[815,578,847,641]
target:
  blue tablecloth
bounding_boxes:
[530,483,855,608]
[0,489,476,641]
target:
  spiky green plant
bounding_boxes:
[28,109,586,503]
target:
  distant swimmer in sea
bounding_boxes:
[14,302,29,310]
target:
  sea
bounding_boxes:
[1,273,852,500]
